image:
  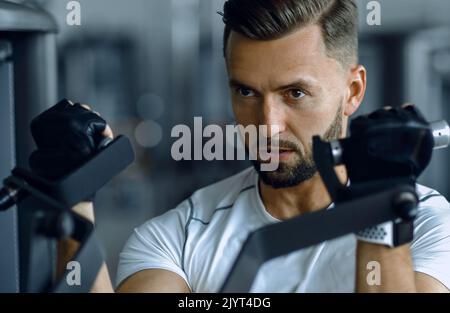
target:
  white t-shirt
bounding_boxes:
[116,167,450,292]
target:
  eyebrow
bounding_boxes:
[276,79,319,92]
[228,79,253,89]
[228,77,320,93]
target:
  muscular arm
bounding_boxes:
[57,202,190,293]
[356,242,450,293]
[57,202,114,292]
[116,269,190,293]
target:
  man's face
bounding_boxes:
[226,25,358,188]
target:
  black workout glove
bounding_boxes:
[29,99,108,180]
[348,105,433,247]
[344,105,434,183]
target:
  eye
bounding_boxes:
[237,87,256,97]
[287,89,306,100]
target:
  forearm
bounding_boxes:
[57,202,114,293]
[356,241,416,292]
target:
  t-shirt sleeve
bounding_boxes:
[115,200,191,290]
[411,194,450,289]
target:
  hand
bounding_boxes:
[346,104,434,182]
[29,99,114,180]
[351,104,429,135]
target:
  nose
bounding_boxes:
[260,96,286,139]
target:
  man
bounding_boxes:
[32,0,450,292]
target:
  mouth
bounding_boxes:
[277,149,294,160]
[259,147,295,160]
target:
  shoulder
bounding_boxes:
[143,167,257,229]
[416,183,450,211]
[413,183,450,244]
[411,184,450,289]
[190,167,256,211]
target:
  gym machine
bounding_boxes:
[220,120,450,292]
[0,0,57,292]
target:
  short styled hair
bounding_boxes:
[220,0,359,67]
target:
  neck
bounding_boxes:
[259,166,348,220]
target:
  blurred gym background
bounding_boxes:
[1,0,449,290]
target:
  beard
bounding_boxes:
[251,105,344,189]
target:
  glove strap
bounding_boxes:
[356,220,414,247]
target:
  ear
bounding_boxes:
[343,65,366,117]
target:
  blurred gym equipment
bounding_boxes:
[0,0,57,292]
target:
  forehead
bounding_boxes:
[226,25,336,87]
